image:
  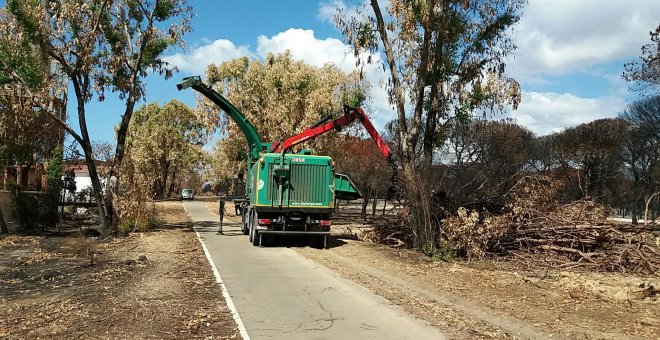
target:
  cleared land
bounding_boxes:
[6,197,654,339]
[200,196,660,339]
[0,201,237,339]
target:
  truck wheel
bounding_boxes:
[248,210,254,243]
[251,211,260,247]
[240,208,249,235]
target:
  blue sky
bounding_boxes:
[65,0,660,145]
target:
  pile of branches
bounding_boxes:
[500,223,660,274]
[440,176,660,274]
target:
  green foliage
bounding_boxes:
[0,42,43,88]
[423,243,455,262]
[141,37,173,67]
[154,0,176,21]
[6,0,41,40]
[117,218,136,236]
[117,215,164,235]
[146,216,164,230]
[46,146,64,196]
[0,4,44,89]
[341,88,366,108]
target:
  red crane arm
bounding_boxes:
[271,106,392,159]
[354,107,392,159]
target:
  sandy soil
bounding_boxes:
[297,239,660,339]
[194,199,660,339]
[0,201,237,339]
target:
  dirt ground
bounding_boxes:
[0,201,237,339]
[195,198,660,339]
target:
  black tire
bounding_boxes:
[240,207,249,235]
[248,210,254,243]
[251,211,260,247]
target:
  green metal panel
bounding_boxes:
[250,153,335,209]
[334,173,362,200]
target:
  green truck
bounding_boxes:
[177,77,363,248]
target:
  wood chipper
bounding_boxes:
[177,76,397,248]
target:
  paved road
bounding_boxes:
[184,200,446,340]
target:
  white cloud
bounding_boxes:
[256,28,358,72]
[164,28,398,129]
[317,0,344,23]
[317,0,378,25]
[506,91,626,136]
[163,39,253,75]
[511,0,660,79]
[168,22,638,137]
[256,28,397,128]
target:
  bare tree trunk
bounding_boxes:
[15,164,23,190]
[2,168,8,190]
[168,169,177,197]
[73,83,112,235]
[370,0,411,160]
[361,192,370,221]
[382,199,387,215]
[160,158,170,198]
[112,97,136,170]
[0,207,8,234]
[644,191,660,226]
[631,173,640,225]
[82,142,111,233]
[372,195,378,216]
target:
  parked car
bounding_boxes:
[181,189,194,200]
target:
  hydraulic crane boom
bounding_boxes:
[176,76,270,162]
[272,105,401,199]
[271,106,391,158]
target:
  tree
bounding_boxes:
[623,24,660,94]
[0,7,66,192]
[553,118,629,202]
[3,0,192,234]
[124,100,206,198]
[204,52,367,180]
[443,119,533,205]
[0,206,7,234]
[116,100,205,230]
[0,97,63,190]
[336,0,525,250]
[622,96,660,224]
[337,0,523,167]
[0,141,7,233]
[623,95,660,140]
[99,0,192,170]
[92,140,116,163]
[331,136,390,219]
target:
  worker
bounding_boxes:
[218,195,226,234]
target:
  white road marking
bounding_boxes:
[187,202,250,340]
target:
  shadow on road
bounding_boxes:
[193,221,245,236]
[193,220,347,249]
[254,234,347,249]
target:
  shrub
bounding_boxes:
[441,208,510,259]
[146,216,164,230]
[117,219,137,236]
